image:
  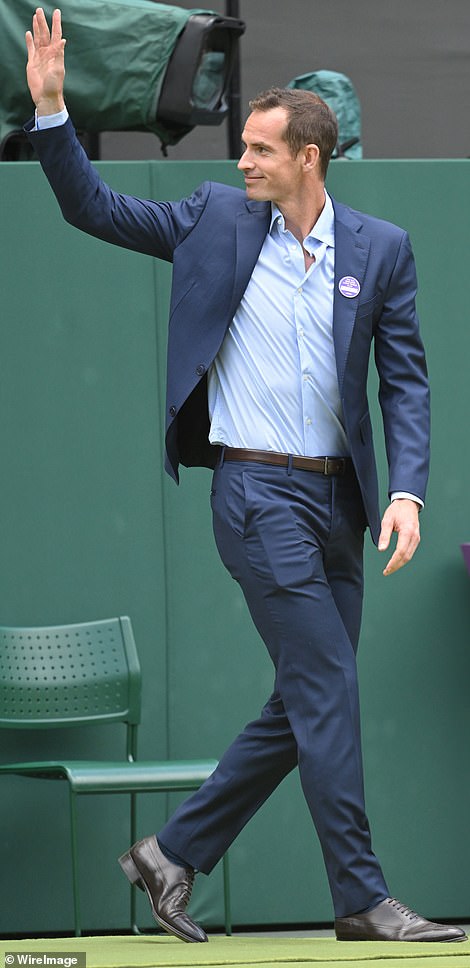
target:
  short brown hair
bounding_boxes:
[248,87,338,179]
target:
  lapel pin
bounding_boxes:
[338,276,361,298]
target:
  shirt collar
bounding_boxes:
[270,190,335,248]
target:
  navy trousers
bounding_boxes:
[159,455,389,917]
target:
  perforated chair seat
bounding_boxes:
[0,618,231,937]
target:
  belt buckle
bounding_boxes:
[323,457,330,475]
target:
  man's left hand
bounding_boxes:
[378,498,420,575]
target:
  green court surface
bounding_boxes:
[1,934,469,968]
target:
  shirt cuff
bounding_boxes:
[391,491,424,509]
[34,107,69,131]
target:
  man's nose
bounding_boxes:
[237,148,253,171]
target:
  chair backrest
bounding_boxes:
[0,617,141,730]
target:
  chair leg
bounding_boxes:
[222,852,232,936]
[68,788,82,937]
[130,792,140,934]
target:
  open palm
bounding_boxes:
[25,7,66,111]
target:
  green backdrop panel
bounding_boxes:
[0,156,469,935]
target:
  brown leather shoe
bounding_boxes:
[335,897,467,942]
[118,835,208,943]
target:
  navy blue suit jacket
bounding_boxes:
[27,118,430,543]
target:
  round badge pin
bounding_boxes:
[338,276,361,298]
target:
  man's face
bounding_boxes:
[238,107,305,207]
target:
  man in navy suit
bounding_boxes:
[24,8,466,944]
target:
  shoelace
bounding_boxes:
[387,898,420,921]
[182,868,195,906]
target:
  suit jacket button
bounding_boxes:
[196,363,206,375]
[169,405,177,417]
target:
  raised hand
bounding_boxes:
[25,7,66,115]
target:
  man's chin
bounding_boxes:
[244,179,268,199]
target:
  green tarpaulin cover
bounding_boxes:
[0,0,211,149]
[288,70,362,159]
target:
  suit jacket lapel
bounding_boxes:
[227,199,270,322]
[332,199,371,391]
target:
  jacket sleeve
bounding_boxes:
[25,117,207,262]
[374,230,430,503]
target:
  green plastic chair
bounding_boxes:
[0,617,231,937]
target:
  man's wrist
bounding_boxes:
[34,106,69,130]
[36,96,66,117]
[391,491,424,509]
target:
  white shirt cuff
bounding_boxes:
[391,491,424,509]
[34,107,69,131]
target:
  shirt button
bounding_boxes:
[306,417,312,425]
[297,287,303,294]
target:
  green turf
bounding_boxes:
[1,934,469,968]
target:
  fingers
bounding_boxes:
[382,528,419,575]
[25,30,34,56]
[378,517,392,553]
[33,8,50,46]
[30,8,62,46]
[51,8,63,44]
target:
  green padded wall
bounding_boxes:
[0,156,469,934]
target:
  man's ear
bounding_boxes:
[303,143,321,172]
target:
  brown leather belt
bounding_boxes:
[223,447,350,476]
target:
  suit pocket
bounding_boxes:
[355,294,378,319]
[359,411,373,445]
[169,278,197,318]
[242,472,316,589]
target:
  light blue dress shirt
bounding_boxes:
[34,107,69,129]
[208,193,349,456]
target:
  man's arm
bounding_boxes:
[373,229,430,576]
[25,8,207,260]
